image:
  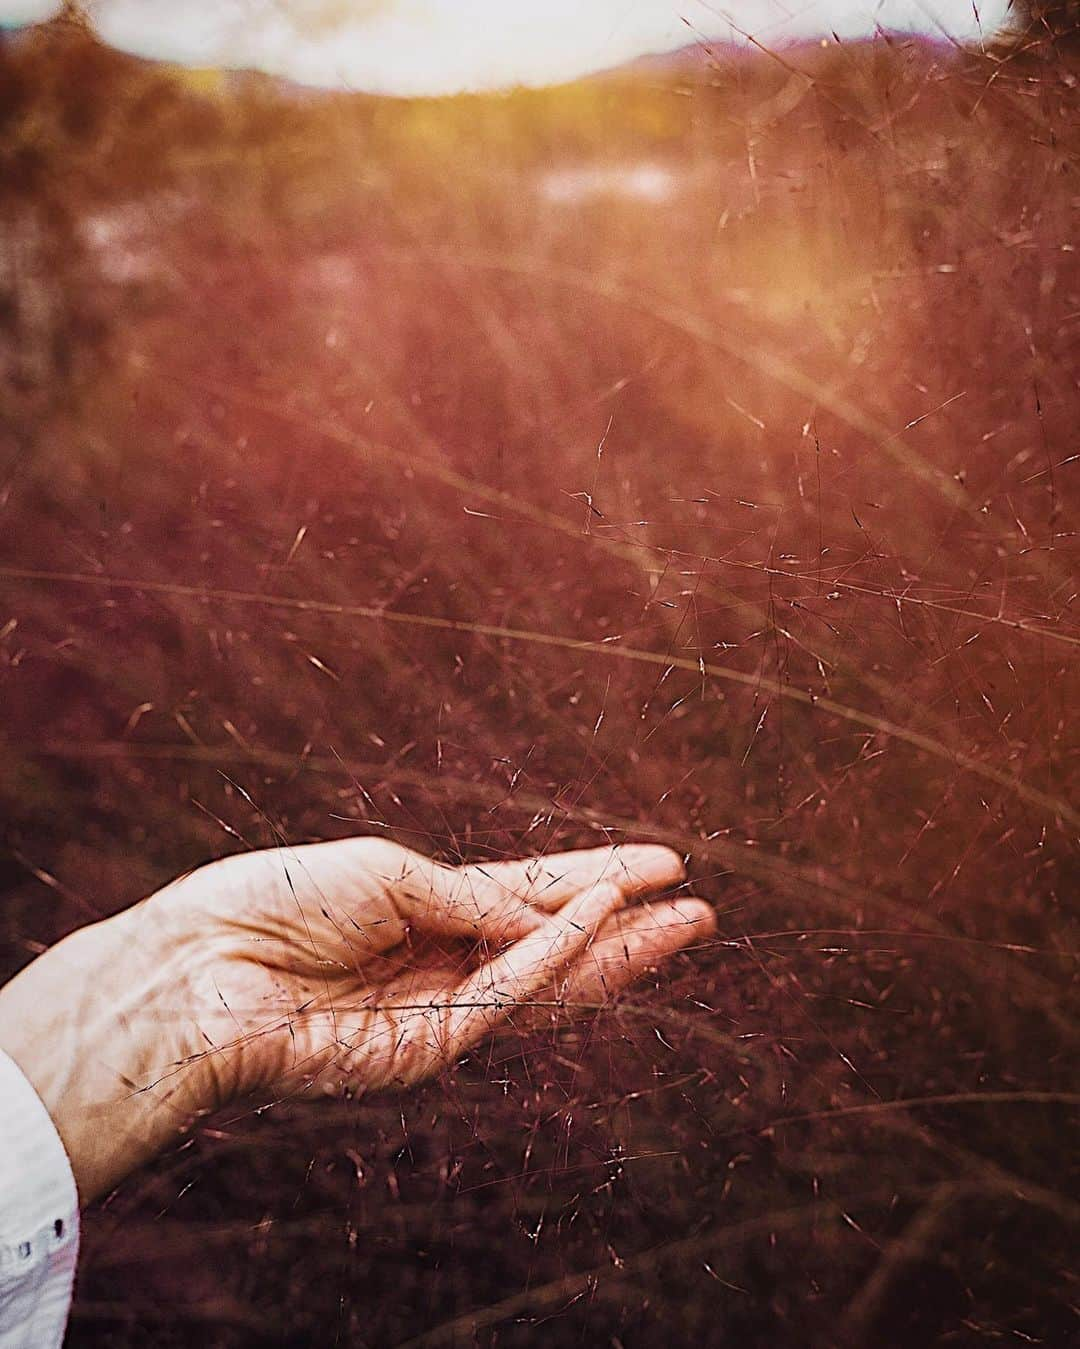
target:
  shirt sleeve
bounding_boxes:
[0,1049,79,1349]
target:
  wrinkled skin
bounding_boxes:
[0,838,714,1201]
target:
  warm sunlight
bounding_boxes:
[2,4,1075,1346]
[9,0,1013,92]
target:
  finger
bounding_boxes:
[452,844,687,919]
[221,839,532,950]
[393,841,682,938]
[513,897,717,1033]
[407,843,686,943]
[394,876,630,1082]
[258,840,496,946]
[388,850,552,943]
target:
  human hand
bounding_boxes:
[0,838,715,1202]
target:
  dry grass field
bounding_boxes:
[1,16,1078,1346]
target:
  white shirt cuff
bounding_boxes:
[0,1049,79,1348]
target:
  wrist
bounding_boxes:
[0,905,212,1203]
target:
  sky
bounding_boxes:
[4,0,1013,95]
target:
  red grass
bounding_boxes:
[1,19,1078,1347]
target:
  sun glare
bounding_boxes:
[9,0,1015,93]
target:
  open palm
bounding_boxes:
[0,836,715,1202]
[156,838,716,1106]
